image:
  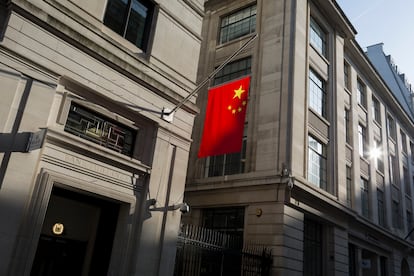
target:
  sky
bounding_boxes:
[336,0,414,85]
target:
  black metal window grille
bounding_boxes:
[64,103,136,156]
[104,0,154,51]
[219,5,256,44]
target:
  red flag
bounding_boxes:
[198,76,251,158]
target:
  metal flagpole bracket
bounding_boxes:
[161,108,174,123]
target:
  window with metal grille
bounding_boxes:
[104,0,154,51]
[64,103,136,156]
[219,5,256,44]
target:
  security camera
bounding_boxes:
[179,203,190,214]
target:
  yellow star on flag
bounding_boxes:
[233,85,245,99]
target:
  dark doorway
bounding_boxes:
[31,187,120,276]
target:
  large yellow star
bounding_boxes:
[233,85,245,99]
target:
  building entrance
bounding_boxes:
[31,187,120,276]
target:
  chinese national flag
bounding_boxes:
[198,76,251,158]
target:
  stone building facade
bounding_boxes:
[184,0,414,275]
[0,0,202,275]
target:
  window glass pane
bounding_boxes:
[308,136,327,190]
[303,218,323,276]
[220,5,256,44]
[310,18,326,56]
[104,0,153,51]
[125,0,148,49]
[309,69,326,117]
[104,0,129,35]
[360,178,369,217]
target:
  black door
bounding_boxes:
[31,235,87,276]
[31,187,120,276]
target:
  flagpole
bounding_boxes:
[162,33,258,122]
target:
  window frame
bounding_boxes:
[308,135,327,190]
[103,0,155,52]
[377,188,386,227]
[344,61,351,90]
[219,5,257,44]
[309,68,326,118]
[205,57,252,178]
[360,177,369,218]
[372,96,381,124]
[309,17,327,57]
[358,124,368,158]
[357,78,367,108]
[64,102,137,157]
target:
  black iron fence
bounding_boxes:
[174,225,272,276]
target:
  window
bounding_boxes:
[309,69,326,117]
[206,128,247,176]
[308,135,327,190]
[392,199,402,229]
[392,186,402,229]
[407,209,413,239]
[410,141,414,163]
[387,115,396,140]
[310,17,326,56]
[358,124,367,157]
[348,244,357,276]
[404,166,411,195]
[344,108,351,144]
[214,57,252,85]
[360,177,369,218]
[104,0,154,51]
[377,189,385,227]
[357,79,366,108]
[303,218,323,276]
[203,207,244,246]
[205,58,252,177]
[401,130,407,154]
[344,61,350,90]
[346,166,352,206]
[219,5,256,44]
[372,96,381,123]
[389,155,398,186]
[373,138,384,173]
[65,103,136,156]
